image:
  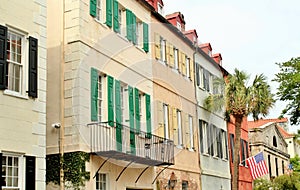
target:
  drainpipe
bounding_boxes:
[60,0,65,189]
[193,42,202,190]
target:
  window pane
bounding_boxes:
[13,157,18,167]
[8,157,12,166]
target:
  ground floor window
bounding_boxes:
[2,154,22,190]
[96,173,108,190]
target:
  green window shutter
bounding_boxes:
[134,88,140,133]
[113,0,119,32]
[115,80,121,125]
[90,0,97,17]
[143,22,149,52]
[115,80,122,151]
[107,75,114,126]
[128,86,134,130]
[132,13,137,45]
[106,0,112,27]
[90,68,98,121]
[126,9,132,41]
[128,86,135,154]
[145,94,151,138]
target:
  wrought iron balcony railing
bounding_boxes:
[87,122,174,166]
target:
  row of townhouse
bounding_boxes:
[0,0,265,189]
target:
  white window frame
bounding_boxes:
[136,20,143,47]
[160,37,166,64]
[157,2,164,15]
[98,75,103,122]
[203,122,208,154]
[6,29,27,96]
[1,153,24,190]
[176,22,181,31]
[96,0,102,22]
[177,110,183,146]
[174,48,179,71]
[96,173,108,190]
[186,57,190,79]
[163,104,169,139]
[118,7,122,35]
[189,115,194,149]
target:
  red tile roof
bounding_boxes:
[277,126,294,138]
[199,43,212,51]
[248,118,288,129]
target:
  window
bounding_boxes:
[98,75,103,122]
[96,0,102,21]
[186,57,190,79]
[199,66,204,88]
[160,37,166,63]
[2,154,22,189]
[174,48,179,71]
[229,133,234,163]
[275,158,278,176]
[182,180,188,190]
[118,8,122,34]
[240,139,248,166]
[177,110,183,146]
[268,155,272,178]
[216,128,222,158]
[157,2,164,15]
[203,69,210,92]
[189,115,194,149]
[273,136,277,147]
[6,30,24,93]
[96,173,108,190]
[136,21,143,47]
[222,130,229,160]
[163,104,169,139]
[282,161,284,174]
[176,22,181,31]
[199,120,208,154]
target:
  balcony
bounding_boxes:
[87,122,174,166]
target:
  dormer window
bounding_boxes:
[176,22,181,31]
[208,50,212,56]
[157,2,164,15]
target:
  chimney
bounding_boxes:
[199,43,212,56]
[166,12,186,32]
[212,53,222,65]
[184,29,198,44]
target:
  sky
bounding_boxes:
[163,0,300,132]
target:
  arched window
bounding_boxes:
[273,136,277,147]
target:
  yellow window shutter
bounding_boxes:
[155,33,161,60]
[169,44,175,68]
[178,50,182,73]
[156,100,164,137]
[190,59,194,81]
[172,107,178,145]
[182,53,187,76]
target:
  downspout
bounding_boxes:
[60,0,65,189]
[193,42,202,190]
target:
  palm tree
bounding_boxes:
[205,69,274,190]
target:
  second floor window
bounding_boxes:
[163,104,169,139]
[6,31,24,93]
[96,0,102,21]
[174,48,179,71]
[160,37,166,63]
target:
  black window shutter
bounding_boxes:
[199,120,203,153]
[25,156,36,190]
[0,153,2,190]
[0,25,7,90]
[28,36,38,98]
[196,64,200,86]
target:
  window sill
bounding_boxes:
[4,90,29,100]
[158,60,166,66]
[188,148,195,152]
[94,19,110,30]
[135,45,146,54]
[213,156,219,160]
[176,145,184,149]
[202,153,210,157]
[116,33,129,43]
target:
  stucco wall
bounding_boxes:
[0,0,47,189]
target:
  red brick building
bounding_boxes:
[227,117,253,190]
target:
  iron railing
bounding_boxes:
[87,122,174,165]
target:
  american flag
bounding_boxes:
[247,152,269,179]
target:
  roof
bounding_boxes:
[165,12,186,24]
[248,118,288,129]
[183,29,198,38]
[278,126,294,138]
[212,53,222,60]
[199,43,212,50]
